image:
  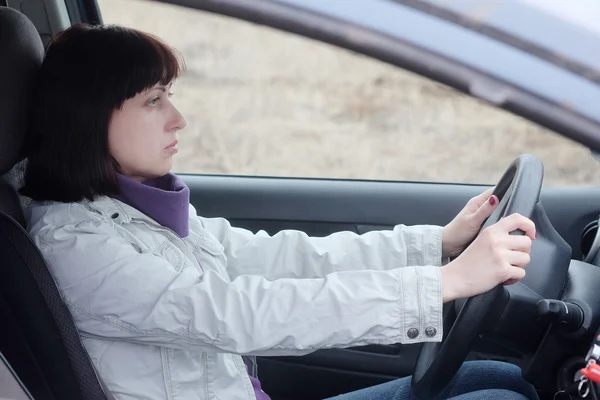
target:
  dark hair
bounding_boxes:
[20,24,184,202]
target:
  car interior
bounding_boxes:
[3,1,600,400]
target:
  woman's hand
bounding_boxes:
[441,213,536,302]
[442,188,499,258]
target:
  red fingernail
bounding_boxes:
[489,196,497,206]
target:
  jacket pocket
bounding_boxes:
[187,229,224,257]
[154,240,185,272]
[165,347,207,400]
[127,219,188,272]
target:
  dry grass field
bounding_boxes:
[97,0,600,187]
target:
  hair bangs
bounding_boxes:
[117,28,185,102]
[105,26,185,107]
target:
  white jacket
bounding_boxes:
[26,196,444,400]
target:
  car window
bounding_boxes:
[97,0,600,187]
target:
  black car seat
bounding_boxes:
[0,7,113,400]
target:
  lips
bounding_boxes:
[165,139,179,154]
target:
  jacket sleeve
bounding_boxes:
[33,216,444,356]
[196,213,444,281]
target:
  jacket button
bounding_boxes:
[425,327,437,337]
[407,328,419,339]
[111,213,119,219]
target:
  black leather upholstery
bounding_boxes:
[0,7,43,175]
[0,5,42,226]
[0,7,111,400]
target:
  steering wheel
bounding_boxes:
[411,154,544,400]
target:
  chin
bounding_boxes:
[143,167,172,180]
[156,160,173,176]
[155,169,172,178]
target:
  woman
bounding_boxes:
[21,24,538,400]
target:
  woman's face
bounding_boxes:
[108,82,187,181]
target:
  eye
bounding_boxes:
[147,96,160,107]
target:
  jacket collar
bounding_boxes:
[84,196,146,225]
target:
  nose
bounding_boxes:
[168,103,187,132]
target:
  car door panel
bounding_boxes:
[184,175,600,259]
[183,174,600,398]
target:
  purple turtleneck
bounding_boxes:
[113,173,271,400]
[114,173,191,237]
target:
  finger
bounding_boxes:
[498,213,536,240]
[505,235,533,253]
[505,250,531,268]
[504,266,526,284]
[478,187,494,200]
[472,194,499,222]
[468,187,494,208]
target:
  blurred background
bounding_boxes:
[97,0,600,187]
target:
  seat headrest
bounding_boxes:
[0,7,44,175]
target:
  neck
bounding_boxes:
[112,172,191,237]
